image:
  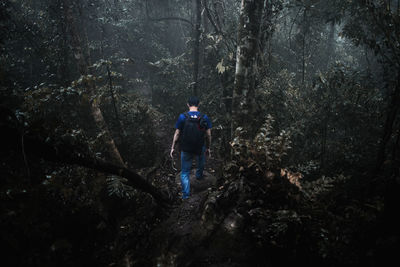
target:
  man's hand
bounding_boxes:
[170,129,180,158]
[205,148,211,158]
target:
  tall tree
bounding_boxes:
[231,0,264,137]
[193,0,202,96]
[63,0,125,167]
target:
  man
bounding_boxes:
[170,96,212,199]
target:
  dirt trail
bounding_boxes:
[148,168,218,266]
[143,117,225,266]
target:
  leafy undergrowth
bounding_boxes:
[1,107,396,267]
[1,159,390,266]
[138,117,392,266]
[110,116,394,266]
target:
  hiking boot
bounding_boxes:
[196,173,207,180]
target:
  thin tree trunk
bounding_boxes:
[213,0,224,30]
[320,120,327,173]
[203,0,220,33]
[398,0,399,15]
[63,0,87,75]
[106,64,120,125]
[231,0,264,137]
[193,0,201,96]
[100,25,127,142]
[54,0,70,86]
[374,70,400,175]
[391,127,400,173]
[259,0,271,54]
[302,8,307,84]
[326,20,336,69]
[202,0,209,33]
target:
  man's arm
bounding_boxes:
[205,128,211,157]
[170,129,180,158]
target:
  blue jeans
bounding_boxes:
[180,146,206,199]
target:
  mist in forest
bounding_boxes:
[1,0,399,266]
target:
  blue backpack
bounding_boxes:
[180,112,207,155]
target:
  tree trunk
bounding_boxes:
[63,0,125,167]
[231,0,264,137]
[63,0,87,75]
[302,8,307,84]
[325,20,336,70]
[100,25,127,142]
[258,1,274,78]
[391,127,400,175]
[374,70,400,175]
[193,0,201,96]
[213,0,224,30]
[53,0,70,86]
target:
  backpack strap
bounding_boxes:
[184,112,203,120]
[183,112,190,120]
[198,113,208,130]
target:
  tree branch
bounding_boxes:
[203,0,221,34]
[0,107,172,207]
[148,16,193,27]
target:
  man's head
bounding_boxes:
[187,96,200,107]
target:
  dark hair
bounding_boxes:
[188,96,200,107]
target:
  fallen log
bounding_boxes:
[1,106,172,207]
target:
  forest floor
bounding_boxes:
[149,169,218,266]
[119,118,235,266]
[2,112,397,266]
[121,158,236,266]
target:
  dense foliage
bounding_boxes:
[1,0,399,266]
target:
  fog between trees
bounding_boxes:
[1,0,399,266]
